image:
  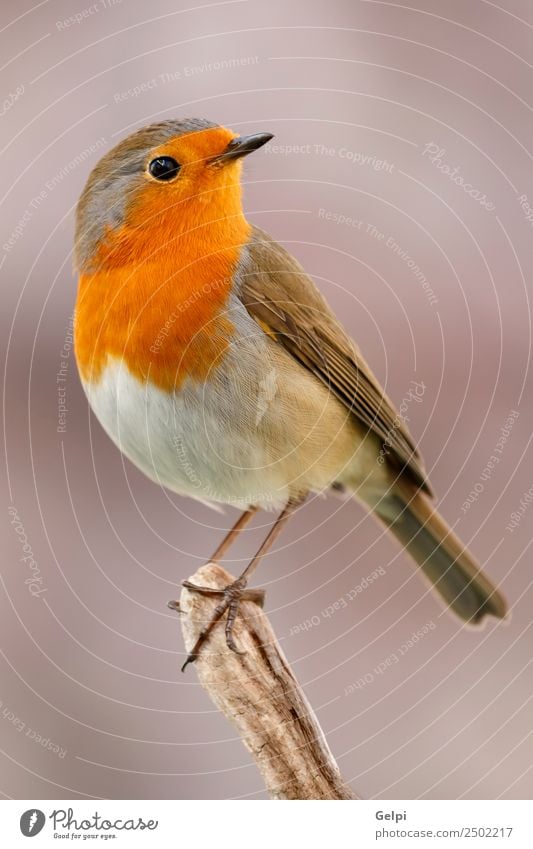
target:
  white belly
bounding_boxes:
[82,356,294,511]
[80,309,384,511]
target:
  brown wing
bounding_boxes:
[238,225,432,495]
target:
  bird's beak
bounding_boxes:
[208,132,274,166]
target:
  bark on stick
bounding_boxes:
[178,562,357,800]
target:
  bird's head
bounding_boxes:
[75,118,273,272]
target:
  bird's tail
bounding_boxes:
[366,479,507,623]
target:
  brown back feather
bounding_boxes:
[238,226,433,496]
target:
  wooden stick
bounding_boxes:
[177,562,357,800]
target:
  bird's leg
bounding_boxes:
[182,506,258,596]
[181,499,300,671]
[210,506,259,562]
[168,507,258,615]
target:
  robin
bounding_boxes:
[74,118,507,670]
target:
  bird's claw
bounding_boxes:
[179,577,265,671]
[182,580,224,597]
[225,632,246,656]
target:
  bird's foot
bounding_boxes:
[179,577,265,672]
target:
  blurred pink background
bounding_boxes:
[1,0,532,800]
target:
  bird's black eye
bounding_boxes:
[148,156,180,181]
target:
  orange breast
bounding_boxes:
[75,185,251,392]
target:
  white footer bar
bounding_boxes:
[2,799,531,848]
